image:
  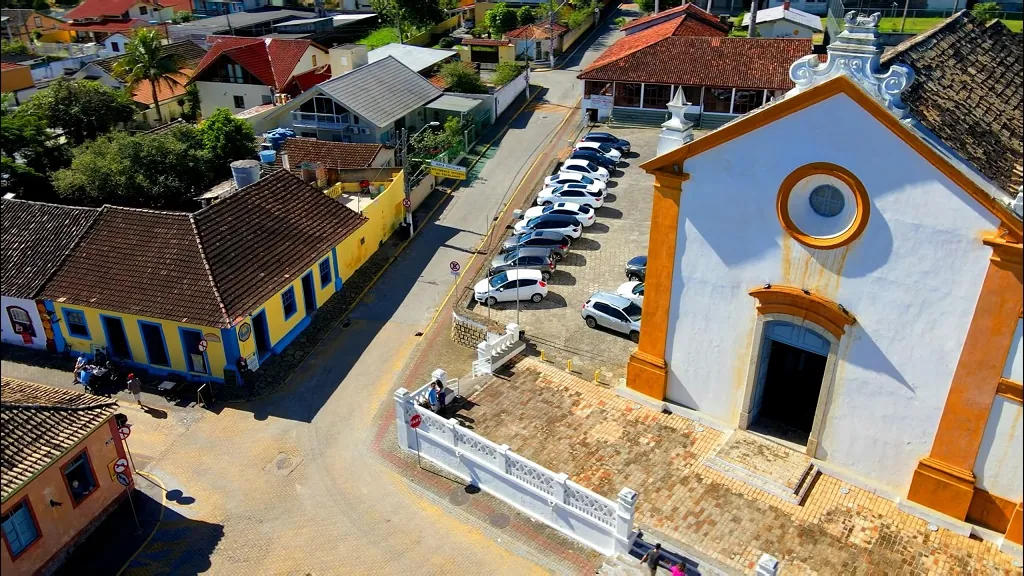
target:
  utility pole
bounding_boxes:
[401,128,414,235]
[549,0,556,68]
[655,0,660,14]
[899,0,911,32]
[747,0,759,37]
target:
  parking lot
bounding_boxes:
[465,127,661,382]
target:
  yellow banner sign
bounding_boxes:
[428,160,468,180]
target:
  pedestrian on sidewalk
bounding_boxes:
[127,373,143,406]
[428,382,440,412]
[670,561,684,576]
[640,543,662,576]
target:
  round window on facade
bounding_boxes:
[808,184,845,218]
[776,163,869,249]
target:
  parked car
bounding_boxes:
[537,186,604,208]
[625,255,647,281]
[500,230,569,260]
[513,213,583,238]
[581,132,631,153]
[489,247,557,280]
[570,149,618,170]
[560,159,610,181]
[581,292,642,342]
[543,180,605,197]
[544,172,607,192]
[475,269,548,306]
[616,281,644,305]
[575,141,622,161]
[518,202,595,227]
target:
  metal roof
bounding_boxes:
[427,94,483,114]
[316,55,442,128]
[170,9,312,34]
[741,6,823,31]
[368,43,456,73]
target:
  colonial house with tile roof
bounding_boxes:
[0,200,100,352]
[0,8,70,44]
[504,22,569,61]
[61,0,180,42]
[625,11,1023,548]
[278,137,393,176]
[188,36,329,118]
[619,2,729,36]
[40,169,367,382]
[579,4,810,126]
[0,378,127,575]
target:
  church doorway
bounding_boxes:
[748,321,831,448]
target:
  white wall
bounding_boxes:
[293,44,329,76]
[104,33,130,55]
[757,21,816,38]
[137,97,185,126]
[1,296,47,349]
[196,81,273,118]
[662,92,1001,492]
[494,72,528,118]
[973,396,1023,501]
[72,63,122,88]
[1004,318,1023,382]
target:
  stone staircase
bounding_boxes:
[608,107,670,128]
[703,431,819,506]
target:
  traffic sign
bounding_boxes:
[449,261,460,273]
[402,197,411,208]
[116,472,131,487]
[428,160,467,180]
[118,425,131,440]
[113,458,129,473]
[410,414,423,429]
[198,339,208,352]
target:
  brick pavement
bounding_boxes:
[461,357,1021,575]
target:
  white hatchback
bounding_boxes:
[518,202,595,227]
[560,159,610,182]
[543,172,607,192]
[474,269,548,306]
[575,141,622,161]
[536,186,604,209]
[616,281,644,305]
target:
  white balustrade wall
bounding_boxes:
[394,382,639,555]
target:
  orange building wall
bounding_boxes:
[0,419,131,575]
[0,65,34,94]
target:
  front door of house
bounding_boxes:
[101,316,132,361]
[253,310,271,360]
[301,272,316,316]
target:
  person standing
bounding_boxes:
[428,382,440,412]
[640,543,662,576]
[127,373,143,406]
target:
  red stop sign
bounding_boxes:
[410,414,423,429]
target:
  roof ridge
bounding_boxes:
[1,400,119,411]
[188,212,233,328]
[0,198,101,212]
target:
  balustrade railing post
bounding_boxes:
[393,387,415,451]
[448,418,461,451]
[496,444,511,474]
[614,488,639,555]
[552,473,569,506]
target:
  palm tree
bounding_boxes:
[113,29,183,125]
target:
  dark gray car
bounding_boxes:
[625,255,647,282]
[500,230,569,261]
[489,247,557,280]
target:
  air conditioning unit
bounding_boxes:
[359,127,370,134]
[346,125,359,134]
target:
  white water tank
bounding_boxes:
[230,160,261,190]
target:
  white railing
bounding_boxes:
[33,42,108,58]
[475,323,525,375]
[408,368,459,409]
[394,376,639,556]
[471,356,492,378]
[291,111,351,129]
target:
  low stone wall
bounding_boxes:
[451,310,504,348]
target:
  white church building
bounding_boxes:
[627,11,1023,548]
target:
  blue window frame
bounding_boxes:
[318,258,332,288]
[282,287,297,320]
[62,308,90,339]
[1,498,40,558]
[179,328,209,374]
[138,321,170,367]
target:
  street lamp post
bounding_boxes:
[401,121,440,236]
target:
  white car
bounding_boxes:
[536,186,604,209]
[575,141,622,161]
[560,159,610,182]
[512,213,583,238]
[544,172,607,192]
[519,202,595,227]
[543,180,605,197]
[616,281,644,306]
[474,269,548,306]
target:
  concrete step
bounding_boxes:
[609,107,670,128]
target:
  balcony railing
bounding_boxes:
[291,111,351,129]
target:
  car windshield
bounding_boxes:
[489,272,508,287]
[586,161,598,171]
[579,175,593,184]
[623,302,642,321]
[503,251,520,263]
[598,143,613,152]
[577,205,592,214]
[633,283,644,295]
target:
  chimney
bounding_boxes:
[783,0,790,9]
[282,153,291,172]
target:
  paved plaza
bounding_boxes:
[460,357,1021,574]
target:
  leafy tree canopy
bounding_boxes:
[0,97,70,201]
[439,61,488,94]
[20,78,137,146]
[196,108,257,171]
[492,62,524,87]
[370,0,443,29]
[485,2,519,34]
[972,2,1000,22]
[411,116,464,157]
[114,28,183,124]
[517,5,537,26]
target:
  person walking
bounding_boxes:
[640,543,662,576]
[670,561,684,576]
[428,382,440,412]
[127,373,143,406]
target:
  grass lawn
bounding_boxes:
[357,27,400,50]
[730,14,1021,37]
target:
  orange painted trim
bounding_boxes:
[640,75,1023,241]
[907,456,976,520]
[984,234,1024,270]
[966,487,1017,534]
[748,285,855,339]
[1006,501,1023,545]
[776,162,870,249]
[996,378,1023,403]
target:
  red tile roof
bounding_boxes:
[621,2,728,34]
[0,61,26,70]
[282,64,331,96]
[191,37,321,91]
[579,36,811,91]
[131,68,192,105]
[460,38,511,46]
[67,0,157,20]
[586,18,680,69]
[280,137,384,170]
[62,18,155,33]
[505,22,569,40]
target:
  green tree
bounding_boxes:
[485,2,519,35]
[971,2,1000,22]
[567,0,596,29]
[517,5,537,26]
[411,116,464,157]
[0,96,70,201]
[172,10,194,23]
[52,129,213,209]
[196,108,257,170]
[21,78,136,146]
[370,0,443,30]
[1,41,30,55]
[439,61,487,94]
[636,0,681,13]
[492,61,524,87]
[32,0,49,11]
[177,83,202,122]
[114,29,183,125]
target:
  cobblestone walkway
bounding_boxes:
[461,357,1020,575]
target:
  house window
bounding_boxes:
[34,16,42,27]
[261,94,272,105]
[180,329,208,373]
[311,54,317,66]
[282,287,297,319]
[319,258,332,287]
[223,63,244,84]
[1,499,40,558]
[584,81,611,97]
[62,451,98,506]
[63,308,90,339]
[702,87,733,113]
[809,184,845,217]
[642,83,672,109]
[233,95,245,109]
[139,5,148,14]
[613,83,641,108]
[111,41,121,53]
[731,89,765,114]
[6,306,35,337]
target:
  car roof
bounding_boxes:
[505,268,543,280]
[514,247,555,257]
[628,255,648,266]
[528,213,578,223]
[588,291,633,308]
[587,132,615,138]
[549,172,582,179]
[563,159,591,167]
[517,229,565,240]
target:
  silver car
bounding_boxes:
[489,247,556,281]
[581,292,642,342]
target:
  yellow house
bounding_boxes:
[0,9,71,45]
[41,170,368,383]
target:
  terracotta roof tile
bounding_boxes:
[1,378,118,501]
[280,137,383,170]
[62,18,152,33]
[460,38,511,46]
[505,22,569,40]
[621,3,728,34]
[67,0,157,20]
[882,12,1023,193]
[191,37,319,91]
[585,19,680,70]
[0,199,100,299]
[92,40,207,76]
[131,68,192,105]
[579,36,811,91]
[1,61,26,70]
